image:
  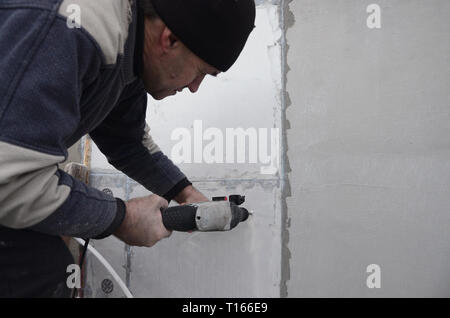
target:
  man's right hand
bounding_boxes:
[114,195,171,247]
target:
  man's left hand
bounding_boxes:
[174,185,209,204]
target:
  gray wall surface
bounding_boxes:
[84,0,450,297]
[286,0,450,297]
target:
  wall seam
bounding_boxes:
[279,0,293,298]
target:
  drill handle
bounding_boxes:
[160,205,197,232]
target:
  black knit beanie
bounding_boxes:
[149,0,256,72]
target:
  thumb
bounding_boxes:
[156,196,169,210]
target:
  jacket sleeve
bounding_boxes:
[0,7,125,239]
[89,80,192,202]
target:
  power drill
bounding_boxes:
[160,195,250,232]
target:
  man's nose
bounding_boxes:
[188,75,205,93]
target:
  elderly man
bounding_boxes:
[0,0,255,297]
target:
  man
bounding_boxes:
[0,0,255,297]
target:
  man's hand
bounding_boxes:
[174,185,209,204]
[114,195,171,247]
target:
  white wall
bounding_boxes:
[87,0,450,298]
[286,0,450,297]
[88,2,284,297]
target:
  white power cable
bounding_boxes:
[74,238,134,298]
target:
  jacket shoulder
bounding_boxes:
[58,0,132,65]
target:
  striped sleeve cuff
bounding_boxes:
[94,198,127,240]
[162,178,193,202]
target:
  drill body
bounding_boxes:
[161,196,250,232]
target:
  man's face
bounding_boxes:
[141,18,220,100]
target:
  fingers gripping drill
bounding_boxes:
[160,195,250,232]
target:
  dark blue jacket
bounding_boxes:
[0,0,191,239]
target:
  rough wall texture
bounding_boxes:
[286,0,450,297]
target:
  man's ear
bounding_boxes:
[160,27,179,53]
